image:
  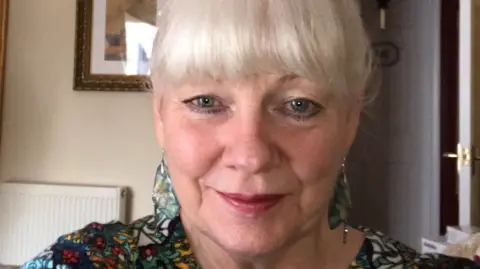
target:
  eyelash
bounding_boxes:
[182,95,323,121]
[182,95,227,114]
[277,99,323,121]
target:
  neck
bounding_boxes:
[183,214,364,269]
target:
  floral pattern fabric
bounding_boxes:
[19,162,480,268]
[21,214,480,269]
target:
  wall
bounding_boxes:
[349,0,441,250]
[0,0,161,221]
[0,0,441,251]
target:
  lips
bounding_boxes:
[216,191,284,216]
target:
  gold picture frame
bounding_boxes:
[74,0,157,92]
[0,0,8,139]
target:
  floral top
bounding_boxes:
[21,213,480,269]
[19,163,480,269]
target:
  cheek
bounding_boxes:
[159,113,221,216]
[281,121,347,214]
[285,126,345,185]
[162,116,219,176]
[294,134,342,208]
[160,114,222,212]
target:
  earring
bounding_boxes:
[328,160,352,243]
[152,151,180,222]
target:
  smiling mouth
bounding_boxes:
[216,191,285,216]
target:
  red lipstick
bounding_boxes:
[217,191,284,216]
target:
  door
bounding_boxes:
[443,0,480,227]
[470,0,480,226]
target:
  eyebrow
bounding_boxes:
[277,74,300,84]
[268,74,301,90]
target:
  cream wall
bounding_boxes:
[0,0,444,252]
[0,0,161,221]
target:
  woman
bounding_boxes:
[21,0,480,268]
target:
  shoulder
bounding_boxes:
[20,215,194,269]
[355,226,480,269]
[20,217,150,268]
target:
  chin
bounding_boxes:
[199,193,299,257]
[207,220,292,257]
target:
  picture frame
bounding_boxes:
[74,0,157,92]
[0,0,8,142]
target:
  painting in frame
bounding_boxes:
[0,0,7,145]
[74,0,159,91]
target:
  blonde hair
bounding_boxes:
[150,0,373,98]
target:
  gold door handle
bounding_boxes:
[442,144,470,173]
[442,144,480,174]
[442,144,480,195]
[442,152,480,160]
[443,153,459,158]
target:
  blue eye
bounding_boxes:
[193,96,216,107]
[183,95,225,114]
[289,99,311,113]
[281,98,323,120]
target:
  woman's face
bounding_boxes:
[153,74,361,256]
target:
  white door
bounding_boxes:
[445,0,480,226]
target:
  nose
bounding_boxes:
[221,115,279,174]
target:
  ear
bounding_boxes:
[153,94,165,148]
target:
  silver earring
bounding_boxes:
[341,161,352,244]
[328,159,352,244]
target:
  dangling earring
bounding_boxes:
[152,150,180,221]
[328,159,352,243]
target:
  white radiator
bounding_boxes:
[0,182,128,266]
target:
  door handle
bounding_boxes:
[442,144,480,175]
[440,153,480,160]
[443,153,460,158]
[442,144,470,173]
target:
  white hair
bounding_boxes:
[150,0,373,98]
